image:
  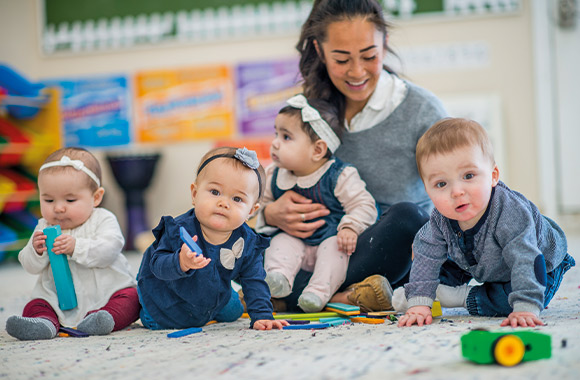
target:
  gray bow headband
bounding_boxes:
[197,147,262,198]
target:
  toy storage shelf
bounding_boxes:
[0,88,61,262]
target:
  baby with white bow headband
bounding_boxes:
[257,94,378,313]
[137,146,289,331]
[7,147,139,341]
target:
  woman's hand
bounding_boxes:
[263,191,329,239]
[500,311,544,328]
[398,305,433,327]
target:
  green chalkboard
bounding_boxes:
[44,0,305,25]
[41,0,521,55]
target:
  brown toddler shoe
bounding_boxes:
[238,289,287,313]
[345,274,393,312]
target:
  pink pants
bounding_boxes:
[264,234,349,304]
[22,287,141,331]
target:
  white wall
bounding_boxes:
[0,0,554,238]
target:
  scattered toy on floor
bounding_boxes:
[461,329,551,367]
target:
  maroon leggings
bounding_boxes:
[22,287,141,331]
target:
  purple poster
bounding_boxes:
[236,59,302,136]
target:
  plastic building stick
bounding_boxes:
[58,326,89,338]
[284,320,311,325]
[179,226,203,256]
[431,301,442,317]
[319,317,351,326]
[273,312,341,320]
[350,317,385,324]
[325,302,360,312]
[283,323,330,330]
[167,327,203,338]
[44,225,77,310]
[324,306,360,316]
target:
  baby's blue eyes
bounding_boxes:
[210,189,220,196]
[434,174,474,189]
[233,196,242,203]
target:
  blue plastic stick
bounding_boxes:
[167,327,203,338]
[44,225,77,310]
[285,320,311,325]
[283,323,330,330]
[179,227,202,256]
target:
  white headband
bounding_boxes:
[39,155,101,187]
[286,94,341,153]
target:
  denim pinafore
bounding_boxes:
[271,158,349,246]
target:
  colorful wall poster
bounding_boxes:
[236,58,302,136]
[134,65,235,143]
[42,75,131,147]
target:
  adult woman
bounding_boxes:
[257,0,447,311]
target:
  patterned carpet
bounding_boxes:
[1,234,579,380]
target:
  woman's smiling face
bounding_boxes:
[317,16,386,118]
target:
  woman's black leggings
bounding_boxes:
[281,202,430,311]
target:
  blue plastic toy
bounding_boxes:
[44,225,77,310]
[179,226,203,256]
[283,323,330,330]
[167,327,203,338]
[0,64,47,119]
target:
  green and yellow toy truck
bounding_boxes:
[461,329,551,367]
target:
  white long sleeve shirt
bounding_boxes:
[18,208,137,327]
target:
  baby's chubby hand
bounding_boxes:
[32,231,47,256]
[398,305,433,327]
[252,319,289,330]
[51,234,76,256]
[500,311,544,328]
[337,228,357,255]
[179,242,211,272]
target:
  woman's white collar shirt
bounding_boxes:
[345,70,408,132]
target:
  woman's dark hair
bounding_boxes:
[279,97,340,159]
[297,0,397,125]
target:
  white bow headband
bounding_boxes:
[39,155,101,187]
[286,94,341,153]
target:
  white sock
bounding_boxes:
[392,287,408,313]
[298,292,324,313]
[265,272,292,298]
[436,284,472,308]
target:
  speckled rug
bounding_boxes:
[1,234,579,380]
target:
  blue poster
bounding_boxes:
[42,75,131,147]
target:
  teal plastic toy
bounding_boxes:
[44,225,77,310]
